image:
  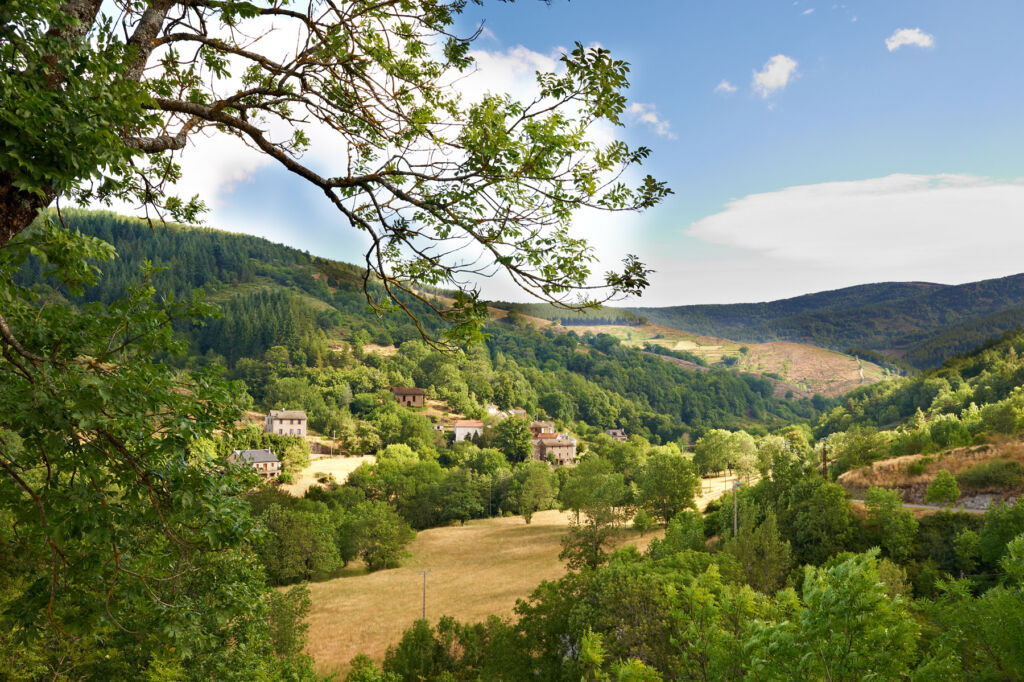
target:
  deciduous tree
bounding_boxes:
[2,0,669,341]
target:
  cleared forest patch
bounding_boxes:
[563,322,883,397]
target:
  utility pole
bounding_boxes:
[419,569,430,620]
[733,481,742,536]
[331,430,335,456]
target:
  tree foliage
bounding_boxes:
[2,0,671,342]
[0,223,314,676]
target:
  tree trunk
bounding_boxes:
[1,0,106,246]
[0,173,53,246]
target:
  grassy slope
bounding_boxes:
[837,439,1024,506]
[549,321,887,398]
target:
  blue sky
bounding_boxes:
[182,1,1024,305]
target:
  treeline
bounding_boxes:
[16,212,821,443]
[496,301,645,326]
[634,276,1024,368]
[642,342,708,366]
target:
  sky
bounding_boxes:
[149,1,1024,306]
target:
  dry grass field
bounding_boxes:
[278,455,376,496]
[304,474,737,675]
[838,440,1024,507]
[305,510,611,675]
[838,441,1024,492]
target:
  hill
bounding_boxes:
[18,210,821,441]
[530,321,887,399]
[628,275,1024,368]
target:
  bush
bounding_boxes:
[906,456,933,476]
[956,459,1024,491]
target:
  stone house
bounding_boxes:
[454,419,484,442]
[605,428,628,442]
[229,448,282,479]
[391,386,426,407]
[533,434,577,467]
[265,409,307,437]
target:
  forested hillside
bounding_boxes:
[631,275,1024,367]
[19,211,817,442]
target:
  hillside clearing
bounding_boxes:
[279,455,376,496]
[552,322,885,398]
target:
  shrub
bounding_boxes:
[925,469,961,507]
[956,459,1024,491]
[906,456,933,477]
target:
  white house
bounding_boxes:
[265,409,307,437]
[453,419,484,442]
[229,448,282,479]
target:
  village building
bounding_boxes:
[453,419,484,442]
[391,386,426,407]
[533,433,577,467]
[229,449,282,479]
[529,421,556,438]
[265,409,307,437]
[605,428,628,442]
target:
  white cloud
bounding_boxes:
[627,103,677,139]
[714,79,738,94]
[752,55,798,98]
[886,28,935,51]
[802,8,815,15]
[687,174,1024,272]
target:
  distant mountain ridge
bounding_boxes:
[628,275,1024,368]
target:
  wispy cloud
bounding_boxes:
[714,80,738,94]
[752,55,798,98]
[688,174,1024,271]
[802,8,815,15]
[627,102,676,139]
[886,28,935,51]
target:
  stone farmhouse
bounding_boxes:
[391,386,426,408]
[605,428,628,442]
[533,433,577,467]
[229,449,281,479]
[454,419,484,442]
[265,409,307,437]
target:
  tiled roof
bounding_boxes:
[268,409,307,420]
[455,419,484,427]
[231,448,280,464]
[391,386,426,395]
